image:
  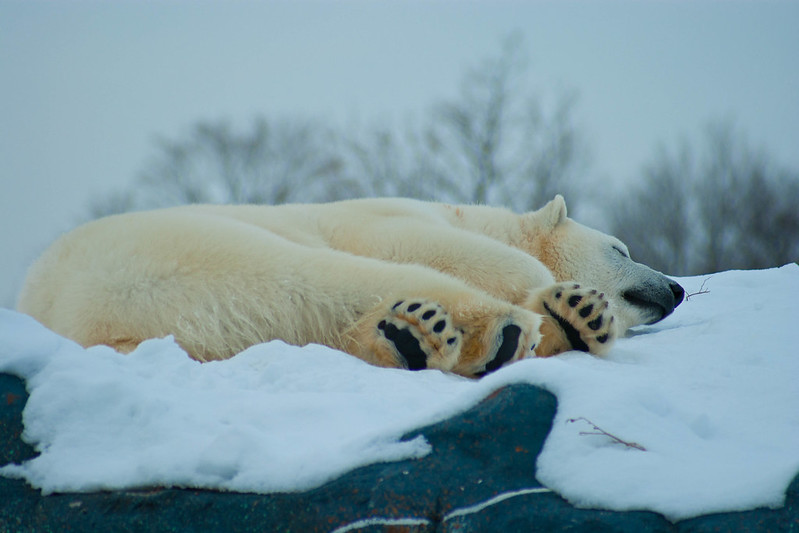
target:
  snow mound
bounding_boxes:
[2,266,798,521]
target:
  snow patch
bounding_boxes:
[1,266,798,521]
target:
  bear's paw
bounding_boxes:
[531,283,617,357]
[377,299,462,371]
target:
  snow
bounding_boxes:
[1,265,798,521]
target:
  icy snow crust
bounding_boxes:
[1,266,798,521]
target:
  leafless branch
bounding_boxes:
[566,417,647,451]
[685,277,712,301]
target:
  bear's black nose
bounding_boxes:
[670,281,685,308]
[623,276,685,325]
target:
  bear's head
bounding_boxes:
[524,195,685,334]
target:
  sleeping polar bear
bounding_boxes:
[17,196,684,378]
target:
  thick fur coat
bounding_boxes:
[18,196,684,377]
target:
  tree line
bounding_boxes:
[90,37,799,276]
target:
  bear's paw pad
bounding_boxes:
[541,283,616,355]
[377,299,462,370]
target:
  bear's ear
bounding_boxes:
[536,194,568,228]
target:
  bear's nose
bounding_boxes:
[670,281,685,307]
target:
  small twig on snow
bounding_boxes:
[566,417,647,451]
[685,277,712,301]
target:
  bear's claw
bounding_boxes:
[378,299,462,370]
[530,283,617,357]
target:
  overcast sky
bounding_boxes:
[2,1,798,307]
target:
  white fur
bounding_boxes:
[18,196,680,376]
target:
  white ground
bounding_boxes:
[1,265,797,521]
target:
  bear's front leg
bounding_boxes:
[525,283,617,357]
[344,294,542,378]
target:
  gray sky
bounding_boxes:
[2,0,798,307]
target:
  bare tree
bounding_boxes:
[88,36,587,218]
[424,35,586,211]
[141,118,355,206]
[610,121,799,275]
[88,117,355,217]
[88,189,140,220]
[339,125,435,199]
[343,34,588,211]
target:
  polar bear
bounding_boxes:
[17,196,684,378]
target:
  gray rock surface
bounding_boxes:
[1,373,797,532]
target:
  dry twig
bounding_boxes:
[685,277,712,301]
[566,417,647,451]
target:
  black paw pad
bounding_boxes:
[588,316,603,330]
[433,319,447,333]
[407,303,421,312]
[478,324,521,377]
[579,304,594,318]
[568,295,582,308]
[597,334,609,344]
[380,322,427,371]
[422,310,436,320]
[543,302,590,352]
